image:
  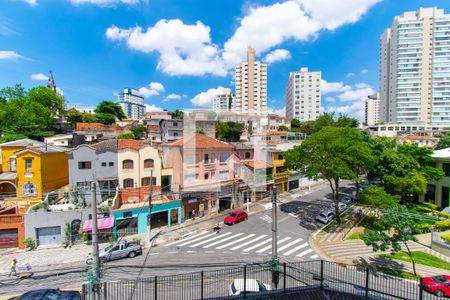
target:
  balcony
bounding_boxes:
[0,214,23,225]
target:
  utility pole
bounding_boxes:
[90,182,100,281]
[147,169,153,243]
[271,188,280,289]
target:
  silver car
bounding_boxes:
[315,210,335,224]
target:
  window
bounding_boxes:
[25,159,32,169]
[123,178,134,188]
[204,173,209,180]
[204,154,209,163]
[22,182,37,196]
[10,157,16,171]
[219,171,228,180]
[122,159,134,169]
[76,181,91,190]
[141,177,157,186]
[245,152,251,159]
[101,162,107,167]
[173,132,179,137]
[443,163,450,176]
[78,161,92,170]
[173,122,178,126]
[109,162,114,167]
[211,171,215,179]
[123,211,132,218]
[220,152,229,162]
[211,153,215,162]
[144,159,154,168]
[278,154,283,160]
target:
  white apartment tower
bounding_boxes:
[213,89,234,114]
[117,88,145,119]
[365,94,380,126]
[380,7,450,127]
[235,46,267,116]
[285,67,322,121]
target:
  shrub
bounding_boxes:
[31,202,48,212]
[413,223,431,234]
[23,238,36,250]
[436,219,450,231]
[441,233,450,244]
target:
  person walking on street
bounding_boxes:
[9,258,17,277]
[191,209,196,220]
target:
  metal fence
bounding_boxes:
[81,260,441,300]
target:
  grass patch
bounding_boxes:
[376,266,420,281]
[381,251,450,270]
[347,230,366,240]
[441,233,450,244]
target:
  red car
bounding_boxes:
[422,275,450,297]
[224,210,248,225]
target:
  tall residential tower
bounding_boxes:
[234,46,267,116]
[285,67,322,121]
[365,94,380,126]
[380,7,450,127]
[117,88,145,119]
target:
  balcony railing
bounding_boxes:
[0,214,23,224]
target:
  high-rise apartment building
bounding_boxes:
[117,88,145,119]
[365,94,380,126]
[235,47,267,116]
[285,67,322,121]
[213,89,234,114]
[380,7,450,127]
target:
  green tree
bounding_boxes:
[347,135,376,198]
[435,134,450,150]
[278,125,289,131]
[216,121,244,142]
[335,114,359,128]
[130,125,147,139]
[285,127,365,222]
[359,186,401,215]
[28,86,65,117]
[65,108,83,127]
[117,133,134,139]
[81,112,98,123]
[0,133,27,143]
[171,109,184,119]
[291,118,301,129]
[0,84,26,102]
[94,101,126,123]
[362,210,419,275]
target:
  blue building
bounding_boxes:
[117,88,145,119]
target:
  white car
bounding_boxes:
[229,279,271,296]
[315,210,335,224]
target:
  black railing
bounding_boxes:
[81,260,440,300]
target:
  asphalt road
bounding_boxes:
[0,181,359,297]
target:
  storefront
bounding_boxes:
[182,193,213,220]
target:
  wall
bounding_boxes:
[160,146,183,192]
[1,146,24,172]
[0,214,24,249]
[41,152,69,193]
[24,208,91,242]
[16,151,43,201]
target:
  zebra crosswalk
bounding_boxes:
[163,231,319,260]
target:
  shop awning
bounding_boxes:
[83,216,114,232]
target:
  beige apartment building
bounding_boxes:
[235,46,267,116]
[365,94,380,126]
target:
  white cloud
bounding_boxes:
[338,86,374,102]
[321,80,351,95]
[21,0,37,6]
[163,93,186,102]
[361,68,368,74]
[191,87,230,107]
[70,0,140,6]
[325,96,335,103]
[30,73,48,81]
[298,0,382,30]
[355,82,370,89]
[0,50,26,60]
[325,101,365,120]
[263,49,291,64]
[345,72,355,78]
[56,87,64,96]
[145,104,163,112]
[139,82,165,98]
[106,20,226,76]
[267,106,286,117]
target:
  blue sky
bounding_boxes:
[1,0,450,120]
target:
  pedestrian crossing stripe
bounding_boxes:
[242,237,276,252]
[189,232,233,247]
[216,234,256,249]
[276,238,303,252]
[310,254,319,259]
[282,242,308,256]
[296,248,313,257]
[230,235,268,251]
[165,231,209,246]
[203,233,244,248]
[256,237,291,253]
[177,232,218,247]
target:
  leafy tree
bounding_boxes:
[359,186,400,215]
[278,125,289,131]
[0,84,26,102]
[216,121,244,142]
[335,114,359,128]
[362,210,419,275]
[291,118,301,129]
[435,134,450,150]
[117,133,134,139]
[347,136,376,198]
[66,109,83,127]
[196,128,206,135]
[28,86,65,117]
[285,127,366,222]
[0,133,27,143]
[130,125,147,139]
[81,112,98,123]
[94,101,125,122]
[171,109,184,119]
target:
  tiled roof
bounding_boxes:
[254,131,289,136]
[242,160,272,169]
[399,135,436,141]
[168,133,234,149]
[14,144,68,154]
[147,125,160,132]
[91,139,145,152]
[75,123,126,131]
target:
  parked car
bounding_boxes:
[86,239,142,264]
[315,210,335,224]
[224,210,248,225]
[8,289,80,300]
[340,195,356,206]
[422,275,450,297]
[229,279,271,296]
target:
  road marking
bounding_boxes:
[288,213,298,218]
[296,248,314,257]
[310,254,319,259]
[216,234,256,249]
[259,215,272,223]
[165,231,209,246]
[276,238,303,252]
[168,251,178,254]
[282,243,308,256]
[256,237,291,253]
[149,253,159,256]
[203,233,244,248]
[186,250,197,253]
[242,237,273,252]
[205,251,215,253]
[176,232,218,247]
[230,235,268,251]
[189,232,233,247]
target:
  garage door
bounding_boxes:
[37,226,61,246]
[0,229,18,248]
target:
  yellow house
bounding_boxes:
[0,139,68,211]
[272,151,289,193]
